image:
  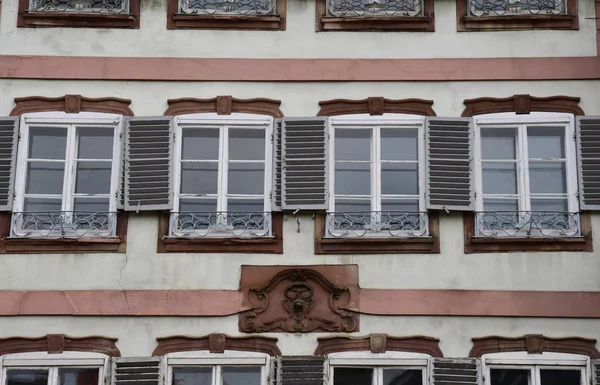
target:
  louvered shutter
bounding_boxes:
[433,358,480,385]
[592,359,599,385]
[426,117,475,211]
[576,117,600,210]
[272,118,282,212]
[111,357,161,385]
[276,356,326,385]
[281,118,329,211]
[124,117,173,211]
[0,117,19,211]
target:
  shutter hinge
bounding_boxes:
[119,133,123,140]
[573,131,577,140]
[270,133,274,143]
[17,133,21,141]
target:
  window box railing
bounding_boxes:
[475,211,580,238]
[178,0,275,15]
[169,212,272,238]
[11,211,118,239]
[468,0,565,16]
[325,211,429,238]
[29,0,129,13]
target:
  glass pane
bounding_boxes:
[6,370,49,385]
[335,129,371,161]
[221,367,261,385]
[381,128,418,161]
[481,127,517,160]
[28,126,67,159]
[227,198,264,213]
[58,368,100,385]
[171,367,212,385]
[530,198,568,212]
[482,162,517,194]
[334,198,371,213]
[74,198,110,212]
[482,198,519,212]
[179,198,218,213]
[383,369,423,385]
[77,127,114,160]
[381,163,418,195]
[75,161,112,194]
[529,162,566,194]
[540,370,581,385]
[181,162,218,194]
[381,199,419,213]
[26,162,65,194]
[228,163,265,195]
[528,126,565,159]
[24,197,62,212]
[182,128,220,160]
[333,368,373,385]
[335,162,371,195]
[229,129,265,161]
[490,369,530,385]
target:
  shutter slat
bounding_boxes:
[433,358,480,385]
[111,357,161,385]
[276,356,325,385]
[592,359,599,385]
[576,117,600,210]
[124,117,173,211]
[0,117,18,211]
[426,117,474,211]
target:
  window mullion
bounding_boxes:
[214,365,221,385]
[172,121,183,213]
[418,123,426,212]
[49,366,59,385]
[374,367,380,385]
[532,366,541,385]
[564,123,578,212]
[108,122,121,212]
[14,119,29,213]
[519,124,531,212]
[63,124,76,214]
[219,126,228,215]
[474,125,484,211]
[373,126,380,213]
[329,123,336,213]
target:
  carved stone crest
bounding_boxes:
[239,268,358,333]
[525,334,544,354]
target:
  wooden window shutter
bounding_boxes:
[576,116,600,210]
[0,117,19,211]
[593,359,599,385]
[272,118,282,212]
[426,117,475,211]
[276,356,326,385]
[117,131,125,210]
[281,117,329,211]
[111,357,162,385]
[124,117,174,211]
[432,358,480,385]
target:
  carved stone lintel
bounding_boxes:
[11,95,134,116]
[153,334,280,356]
[514,94,531,114]
[525,334,544,354]
[208,333,227,353]
[470,335,600,358]
[318,97,436,117]
[368,97,385,115]
[65,95,82,113]
[164,96,283,117]
[0,335,120,357]
[216,96,233,115]
[462,95,584,117]
[370,334,387,353]
[315,334,443,356]
[47,334,65,354]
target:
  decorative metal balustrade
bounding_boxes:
[29,0,129,13]
[468,0,565,16]
[169,212,272,238]
[327,0,423,17]
[179,0,275,15]
[475,211,580,238]
[11,211,117,239]
[326,211,429,238]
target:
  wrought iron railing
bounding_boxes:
[468,0,565,16]
[327,0,423,17]
[29,0,129,13]
[475,211,580,238]
[179,0,275,15]
[11,211,117,238]
[169,212,272,238]
[325,211,429,238]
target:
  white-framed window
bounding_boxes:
[327,0,423,17]
[12,112,123,239]
[0,352,109,385]
[473,112,580,238]
[165,351,269,385]
[482,352,590,385]
[170,113,273,238]
[178,0,275,15]
[468,0,566,17]
[329,351,430,385]
[28,0,130,14]
[326,113,428,238]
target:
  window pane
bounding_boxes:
[6,370,49,385]
[381,199,419,212]
[77,127,114,160]
[74,198,110,212]
[334,198,371,212]
[529,162,566,194]
[229,129,265,161]
[24,197,62,212]
[540,370,581,385]
[335,162,371,195]
[482,198,519,212]
[381,128,418,161]
[530,198,568,212]
[181,162,218,194]
[381,163,418,195]
[75,161,112,194]
[221,367,261,385]
[481,127,517,160]
[26,162,65,194]
[58,368,100,385]
[179,198,218,213]
[528,126,565,159]
[482,162,517,194]
[335,129,371,161]
[182,128,220,160]
[227,198,264,213]
[490,369,530,385]
[172,367,212,385]
[334,368,373,385]
[228,163,265,195]
[383,369,423,385]
[28,126,67,159]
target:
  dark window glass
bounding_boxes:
[490,369,530,385]
[334,368,373,385]
[6,370,49,385]
[383,369,423,385]
[540,370,581,385]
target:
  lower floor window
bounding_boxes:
[333,367,425,385]
[171,366,263,385]
[490,368,582,385]
[6,368,100,385]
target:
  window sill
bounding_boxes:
[157,213,283,253]
[169,14,285,30]
[463,212,593,253]
[314,212,440,254]
[459,14,578,31]
[18,11,139,28]
[318,15,434,32]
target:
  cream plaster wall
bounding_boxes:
[0,0,597,58]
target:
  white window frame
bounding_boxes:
[12,111,123,238]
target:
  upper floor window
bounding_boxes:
[468,0,565,17]
[329,352,429,385]
[28,0,129,14]
[327,0,422,17]
[179,0,275,15]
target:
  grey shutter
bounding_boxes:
[576,117,600,210]
[125,117,173,211]
[592,359,600,385]
[281,118,329,211]
[276,356,326,385]
[0,117,19,211]
[116,130,125,210]
[272,118,282,212]
[111,357,161,385]
[433,358,480,385]
[426,117,475,211]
